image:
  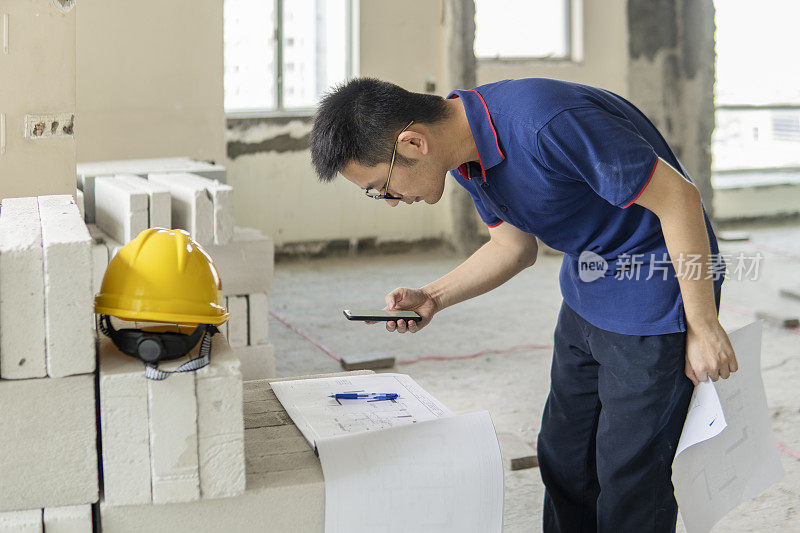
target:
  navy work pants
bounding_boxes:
[537,292,721,532]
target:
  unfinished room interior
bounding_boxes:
[1,0,798,531]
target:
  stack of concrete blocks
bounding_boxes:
[77,157,226,224]
[98,333,245,509]
[89,225,276,382]
[99,371,374,532]
[143,170,274,382]
[0,195,98,532]
[145,172,231,248]
[210,225,275,382]
[93,174,172,244]
[82,161,276,382]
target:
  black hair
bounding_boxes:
[310,77,450,182]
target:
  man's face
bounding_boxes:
[340,158,446,207]
[340,124,449,206]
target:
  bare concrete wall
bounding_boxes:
[1,0,76,199]
[626,0,716,216]
[75,0,225,165]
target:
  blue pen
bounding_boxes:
[330,392,399,400]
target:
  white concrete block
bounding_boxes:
[88,225,124,261]
[38,195,95,377]
[195,334,245,499]
[0,375,99,511]
[207,227,274,296]
[86,222,107,245]
[166,173,234,245]
[78,157,226,184]
[209,184,234,245]
[148,367,201,504]
[100,468,323,532]
[248,292,270,345]
[0,509,42,533]
[43,505,92,533]
[75,189,84,219]
[234,343,275,381]
[100,379,323,533]
[91,242,108,295]
[114,174,172,230]
[94,176,149,244]
[148,173,214,247]
[226,296,248,348]
[87,224,110,305]
[0,197,46,379]
[104,234,124,259]
[77,174,96,223]
[98,336,153,506]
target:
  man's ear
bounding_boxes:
[397,129,429,156]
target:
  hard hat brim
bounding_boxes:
[95,304,230,327]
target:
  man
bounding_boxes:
[310,77,738,532]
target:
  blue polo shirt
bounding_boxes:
[447,78,724,335]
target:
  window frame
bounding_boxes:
[475,0,583,66]
[712,103,800,189]
[224,0,357,119]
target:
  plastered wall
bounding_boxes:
[75,0,225,165]
[0,0,77,200]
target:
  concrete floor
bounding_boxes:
[269,220,800,532]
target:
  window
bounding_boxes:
[224,0,354,114]
[474,0,573,60]
[712,0,800,182]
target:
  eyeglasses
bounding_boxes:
[365,120,415,200]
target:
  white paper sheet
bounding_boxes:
[269,373,453,449]
[673,322,785,533]
[676,380,727,456]
[317,411,504,533]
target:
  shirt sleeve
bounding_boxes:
[450,170,503,227]
[535,107,659,208]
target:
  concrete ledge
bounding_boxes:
[714,182,800,221]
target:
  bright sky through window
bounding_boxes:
[474,0,568,59]
[715,0,800,105]
[224,0,350,112]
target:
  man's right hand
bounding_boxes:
[377,287,439,334]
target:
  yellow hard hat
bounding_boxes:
[94,228,230,326]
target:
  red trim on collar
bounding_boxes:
[457,163,471,180]
[487,220,504,228]
[470,89,505,162]
[473,143,488,183]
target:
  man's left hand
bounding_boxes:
[685,320,739,385]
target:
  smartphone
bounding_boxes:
[343,309,422,322]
